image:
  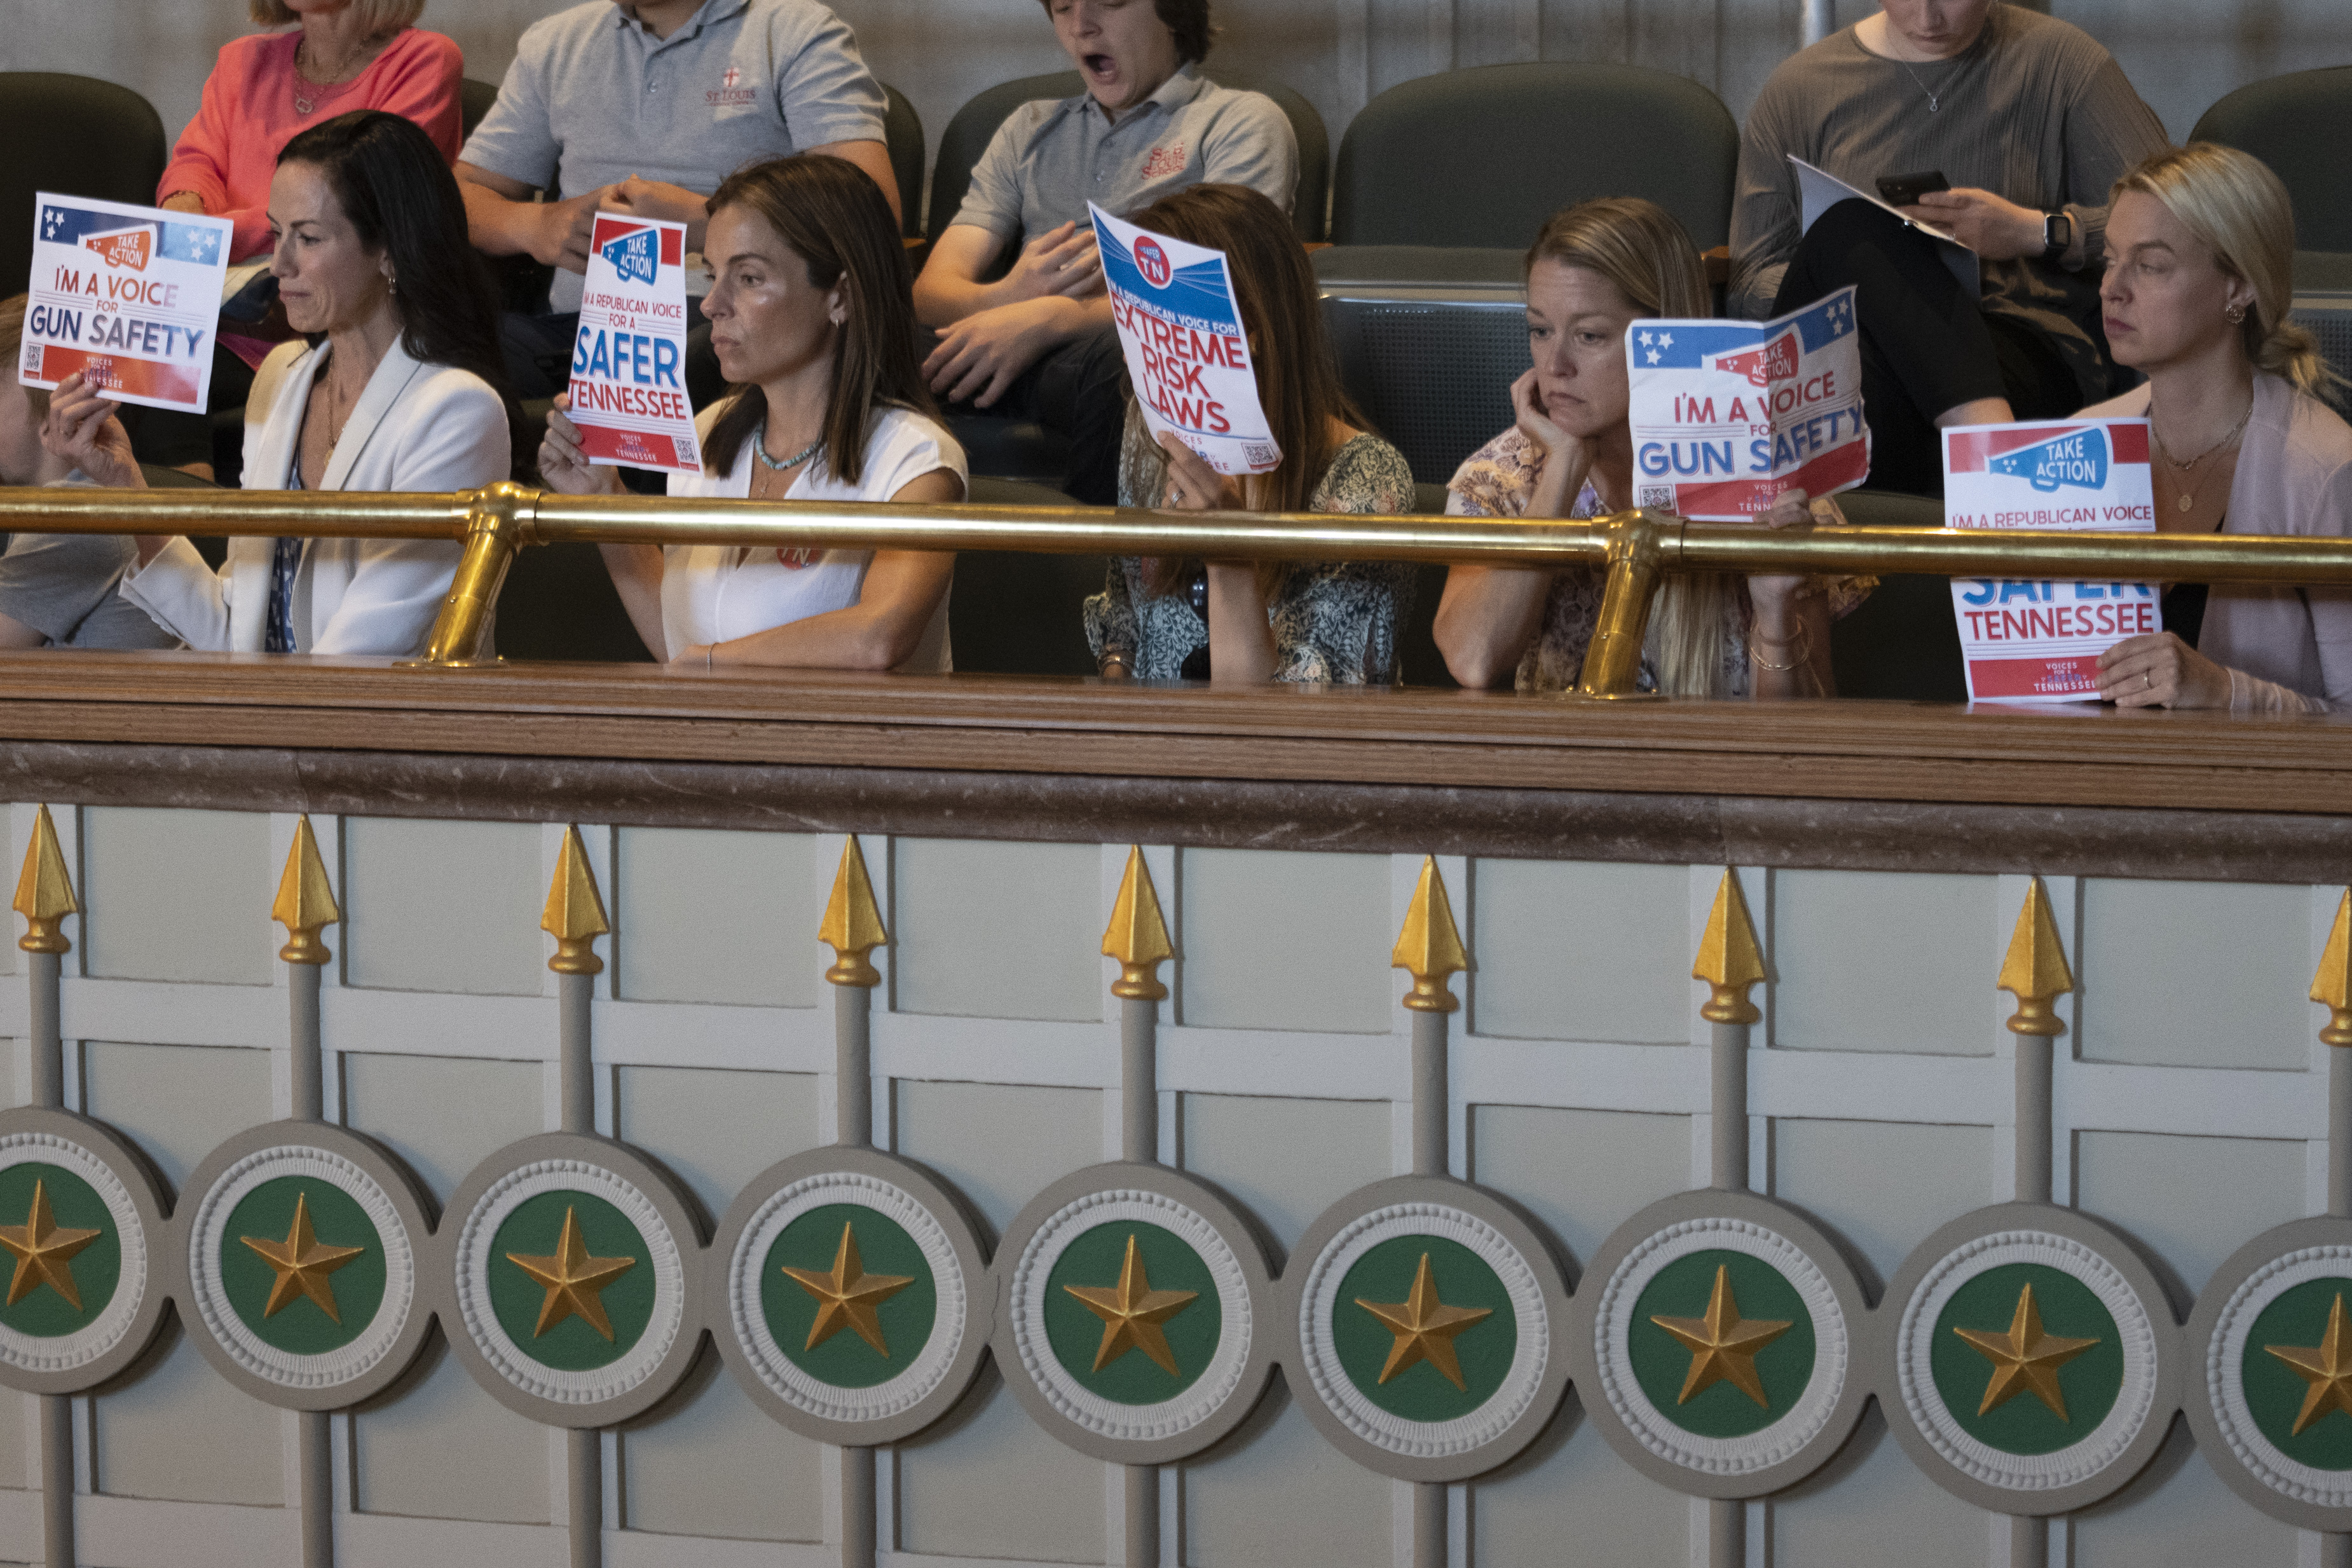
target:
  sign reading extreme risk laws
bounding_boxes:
[1624,285,1868,520]
[1943,418,2160,703]
[1088,201,1279,477]
[567,213,700,474]
[20,193,233,414]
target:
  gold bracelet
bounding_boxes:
[1746,622,1812,672]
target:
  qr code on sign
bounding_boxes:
[1243,444,1279,467]
[1638,485,1675,509]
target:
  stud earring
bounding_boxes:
[2226,303,2246,325]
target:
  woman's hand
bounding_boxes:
[39,374,142,489]
[160,192,208,215]
[1509,368,1575,461]
[2097,631,2232,709]
[1904,189,2046,261]
[538,396,620,496]
[1154,432,1245,512]
[1744,487,1837,611]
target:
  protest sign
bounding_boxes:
[1943,418,2159,703]
[1624,285,1869,520]
[19,193,232,414]
[1088,201,1279,477]
[566,213,701,475]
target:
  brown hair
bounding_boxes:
[1525,198,1731,697]
[249,0,423,30]
[1039,0,1215,65]
[0,296,51,422]
[702,154,936,486]
[1123,182,1367,597]
[2111,142,2339,397]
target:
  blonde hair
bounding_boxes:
[2112,142,2337,397]
[0,296,50,421]
[1526,198,1732,697]
[249,0,423,31]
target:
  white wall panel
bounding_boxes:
[619,1365,822,1542]
[343,819,545,998]
[79,808,271,986]
[1772,871,1999,1057]
[616,1064,819,1223]
[2070,1419,2301,1565]
[1180,1091,1389,1251]
[82,1040,270,1189]
[613,828,817,1009]
[891,839,1103,1023]
[342,1051,544,1204]
[1470,1104,1690,1270]
[1769,1405,1985,1568]
[1179,849,1390,1034]
[353,1347,549,1525]
[2074,1128,2304,1300]
[91,1332,282,1507]
[1180,1382,1392,1568]
[1773,1117,1995,1287]
[1470,860,1690,1044]
[893,1079,1101,1234]
[2078,878,2311,1071]
[1472,1401,1688,1567]
[895,1371,1102,1564]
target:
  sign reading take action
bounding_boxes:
[20,193,233,414]
[1943,418,2160,703]
[567,214,701,475]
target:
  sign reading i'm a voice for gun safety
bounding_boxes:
[20,193,232,414]
[567,213,701,474]
[1944,418,2160,703]
[1088,201,1279,477]
[1624,285,1869,520]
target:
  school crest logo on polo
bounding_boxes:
[1140,142,1187,181]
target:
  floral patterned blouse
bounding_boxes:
[1084,411,1419,683]
[1446,426,1875,695]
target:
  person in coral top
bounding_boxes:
[142,0,462,476]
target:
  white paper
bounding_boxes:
[1789,155,1979,296]
[19,192,233,415]
[1943,418,2161,703]
[1088,201,1280,478]
[566,212,701,475]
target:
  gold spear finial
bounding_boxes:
[542,826,610,976]
[1391,857,1469,1014]
[1998,877,2075,1038]
[1693,869,1767,1025]
[12,805,78,956]
[1102,847,1173,1002]
[2313,890,2352,1047]
[271,815,341,965]
[819,835,888,988]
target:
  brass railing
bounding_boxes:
[6,482,2350,696]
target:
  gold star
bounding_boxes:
[1063,1233,1198,1375]
[238,1192,365,1322]
[2264,1292,2352,1436]
[505,1206,636,1341]
[1650,1263,1793,1408]
[0,1180,100,1311]
[779,1222,915,1356]
[1953,1282,2098,1420]
[1357,1252,1494,1391]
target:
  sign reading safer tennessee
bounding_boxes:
[566,213,700,475]
[20,193,233,414]
[1623,286,1868,520]
[1943,417,2159,703]
[1088,201,1280,477]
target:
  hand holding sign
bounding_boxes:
[39,373,141,489]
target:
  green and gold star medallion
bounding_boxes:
[1888,1209,2168,1511]
[177,1128,432,1407]
[0,1113,166,1391]
[1288,1177,1569,1482]
[1578,1196,1863,1496]
[2191,1225,2352,1527]
[714,1150,986,1446]
[999,1165,1276,1464]
[447,1137,697,1425]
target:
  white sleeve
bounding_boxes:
[863,414,967,501]
[118,537,234,651]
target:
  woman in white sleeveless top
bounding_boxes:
[540,154,966,671]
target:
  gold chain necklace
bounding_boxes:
[2149,393,2253,514]
[293,35,379,115]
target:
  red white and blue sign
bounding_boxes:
[1089,201,1279,477]
[1944,418,2159,703]
[566,213,699,475]
[1624,285,1870,520]
[20,193,233,414]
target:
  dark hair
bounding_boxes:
[1038,0,1215,66]
[277,111,512,406]
[702,154,934,486]
[1121,182,1366,596]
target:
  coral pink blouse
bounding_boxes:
[158,27,463,264]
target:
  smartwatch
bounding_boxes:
[2041,210,2074,263]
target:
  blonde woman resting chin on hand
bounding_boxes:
[1433,197,1875,699]
[539,154,966,672]
[2079,143,2352,713]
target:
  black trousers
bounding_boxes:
[934,322,1128,507]
[1774,199,2082,498]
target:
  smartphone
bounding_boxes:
[1876,170,1951,208]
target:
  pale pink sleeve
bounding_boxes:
[370,32,465,165]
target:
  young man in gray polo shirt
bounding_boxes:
[913,0,1296,504]
[458,0,896,402]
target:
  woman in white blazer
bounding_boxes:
[537,154,965,672]
[45,111,510,657]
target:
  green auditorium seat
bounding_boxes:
[1327,63,1738,252]
[0,74,170,299]
[1826,489,1966,703]
[2191,68,2352,255]
[881,83,927,239]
